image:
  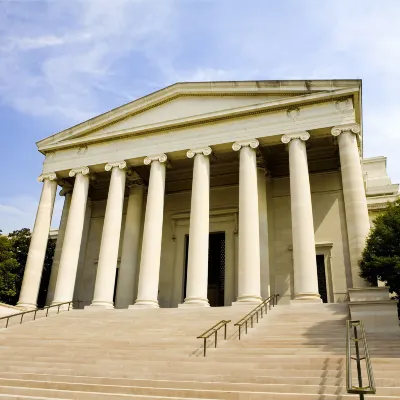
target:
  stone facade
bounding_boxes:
[15,80,400,310]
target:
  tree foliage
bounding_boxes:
[359,199,400,294]
[0,229,55,307]
[0,234,20,304]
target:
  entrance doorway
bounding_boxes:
[316,255,328,303]
[183,232,226,306]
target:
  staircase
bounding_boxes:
[0,303,399,399]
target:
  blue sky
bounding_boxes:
[1,0,400,233]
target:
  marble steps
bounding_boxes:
[2,371,400,388]
[5,364,400,380]
[1,304,398,399]
[0,379,399,399]
[3,358,400,375]
[0,386,397,400]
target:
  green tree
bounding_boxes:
[0,233,20,304]
[359,199,400,294]
[7,228,56,307]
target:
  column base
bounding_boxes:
[232,295,262,306]
[291,292,322,303]
[129,299,159,309]
[86,301,114,310]
[178,297,210,308]
[15,302,37,311]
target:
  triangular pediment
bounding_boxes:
[37,80,361,152]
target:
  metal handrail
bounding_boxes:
[0,300,82,329]
[234,294,279,339]
[197,320,231,357]
[346,320,376,399]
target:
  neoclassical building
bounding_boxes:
[16,79,397,310]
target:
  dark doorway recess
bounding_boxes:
[183,232,226,307]
[316,254,328,303]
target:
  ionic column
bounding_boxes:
[52,167,90,305]
[180,147,212,307]
[17,173,58,309]
[90,162,127,308]
[282,132,320,302]
[332,124,370,288]
[232,139,262,305]
[115,175,145,308]
[132,154,167,308]
[45,184,72,305]
[257,158,270,299]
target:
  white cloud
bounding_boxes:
[0,0,175,123]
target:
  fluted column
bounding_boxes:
[45,185,72,305]
[232,139,262,305]
[282,132,320,302]
[52,167,90,305]
[180,147,212,307]
[332,124,370,288]
[116,177,145,308]
[132,154,167,308]
[17,173,58,309]
[90,162,127,308]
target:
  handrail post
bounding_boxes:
[353,325,364,400]
[224,323,227,340]
[214,330,217,348]
[346,320,375,398]
[238,325,241,340]
[203,338,206,357]
[6,317,10,328]
[33,309,37,321]
[46,307,49,317]
[68,302,71,311]
[20,313,23,324]
[57,304,61,314]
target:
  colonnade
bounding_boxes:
[16,124,370,309]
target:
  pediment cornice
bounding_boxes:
[37,81,360,153]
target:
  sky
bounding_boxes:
[0,0,400,234]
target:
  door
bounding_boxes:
[183,232,226,306]
[316,254,328,303]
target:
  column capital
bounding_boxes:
[331,124,361,137]
[232,139,259,152]
[38,172,57,182]
[58,181,73,196]
[69,166,90,177]
[105,161,127,171]
[144,154,167,165]
[256,156,269,175]
[281,131,310,144]
[126,170,146,188]
[187,147,212,158]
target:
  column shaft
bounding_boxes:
[91,162,127,308]
[52,168,90,305]
[132,155,167,308]
[257,167,270,299]
[181,148,211,307]
[233,140,261,305]
[116,183,144,308]
[283,132,320,301]
[46,190,72,305]
[17,174,57,309]
[333,125,370,288]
